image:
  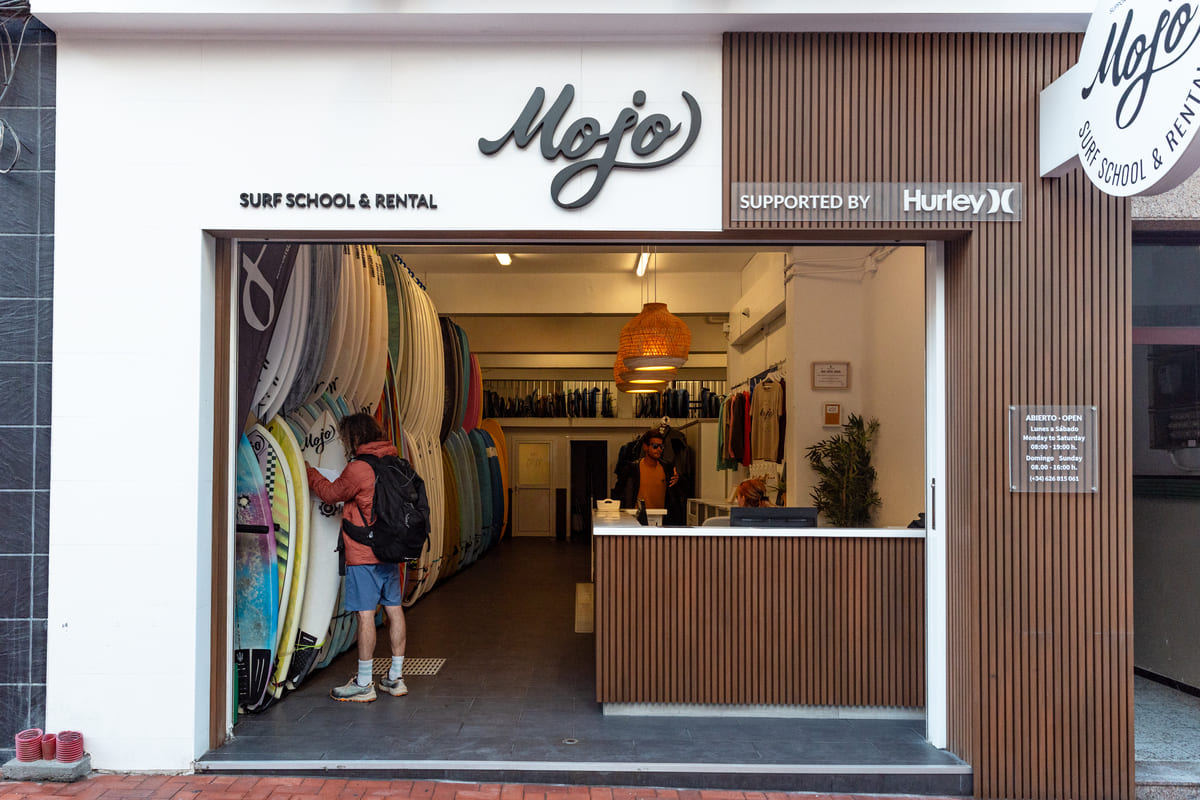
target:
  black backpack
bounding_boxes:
[342,453,430,563]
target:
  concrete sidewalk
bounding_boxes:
[0,775,959,800]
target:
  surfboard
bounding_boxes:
[249,248,304,423]
[260,247,312,422]
[355,246,388,415]
[338,247,368,407]
[244,423,295,711]
[281,244,337,417]
[438,317,457,443]
[438,444,461,580]
[455,324,471,432]
[247,424,295,650]
[463,353,482,433]
[234,434,279,711]
[265,415,309,698]
[340,246,369,410]
[468,429,493,551]
[285,409,347,688]
[479,418,510,539]
[308,245,351,404]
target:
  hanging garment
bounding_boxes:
[750,380,785,463]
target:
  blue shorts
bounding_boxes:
[344,563,407,611]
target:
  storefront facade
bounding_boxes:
[12,3,1145,799]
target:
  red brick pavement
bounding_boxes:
[0,775,959,800]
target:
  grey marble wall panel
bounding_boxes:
[0,683,29,760]
[0,427,34,490]
[35,363,49,425]
[0,16,52,751]
[39,173,53,233]
[37,235,52,298]
[32,554,46,617]
[40,109,54,171]
[0,620,31,676]
[33,490,47,554]
[0,554,32,617]
[0,300,36,361]
[36,298,51,361]
[0,363,35,424]
[34,427,48,489]
[31,620,46,683]
[0,234,36,297]
[0,490,33,553]
[0,170,39,234]
[0,108,39,171]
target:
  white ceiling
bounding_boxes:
[377,245,779,276]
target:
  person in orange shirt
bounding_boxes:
[615,430,680,520]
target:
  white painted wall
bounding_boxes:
[47,36,721,770]
[727,253,789,385]
[784,247,925,526]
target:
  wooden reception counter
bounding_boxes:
[593,512,926,710]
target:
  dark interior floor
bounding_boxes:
[201,536,970,795]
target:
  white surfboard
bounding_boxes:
[261,246,312,422]
[285,409,346,688]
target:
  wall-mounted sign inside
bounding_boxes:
[731,183,1022,223]
[812,361,851,389]
[1008,405,1099,493]
[238,192,438,210]
[478,85,702,210]
[1040,0,1200,196]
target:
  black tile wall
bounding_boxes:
[0,15,53,764]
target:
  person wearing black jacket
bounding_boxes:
[613,430,685,525]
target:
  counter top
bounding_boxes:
[592,510,925,538]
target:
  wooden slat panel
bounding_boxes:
[596,535,925,707]
[723,31,1132,800]
[209,237,232,749]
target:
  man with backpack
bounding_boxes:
[306,413,428,703]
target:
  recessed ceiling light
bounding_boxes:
[495,253,513,267]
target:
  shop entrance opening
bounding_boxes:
[203,239,963,794]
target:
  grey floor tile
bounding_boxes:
[215,537,965,775]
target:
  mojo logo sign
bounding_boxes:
[478,85,702,209]
[1041,0,1200,196]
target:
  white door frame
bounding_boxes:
[925,240,949,749]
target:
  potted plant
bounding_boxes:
[805,413,881,527]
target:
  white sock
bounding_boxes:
[357,660,372,687]
[389,656,404,681]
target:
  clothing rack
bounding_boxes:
[729,358,787,393]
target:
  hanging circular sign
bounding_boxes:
[1073,0,1200,196]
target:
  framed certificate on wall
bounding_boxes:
[812,361,850,389]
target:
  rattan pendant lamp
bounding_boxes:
[614,356,670,393]
[618,246,692,372]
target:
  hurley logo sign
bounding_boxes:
[902,187,1017,215]
[478,85,702,209]
[1041,0,1200,196]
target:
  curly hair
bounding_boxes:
[339,412,385,454]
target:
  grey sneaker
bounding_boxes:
[331,677,376,703]
[379,675,408,696]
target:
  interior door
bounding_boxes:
[513,440,553,537]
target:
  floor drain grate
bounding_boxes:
[372,657,445,676]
